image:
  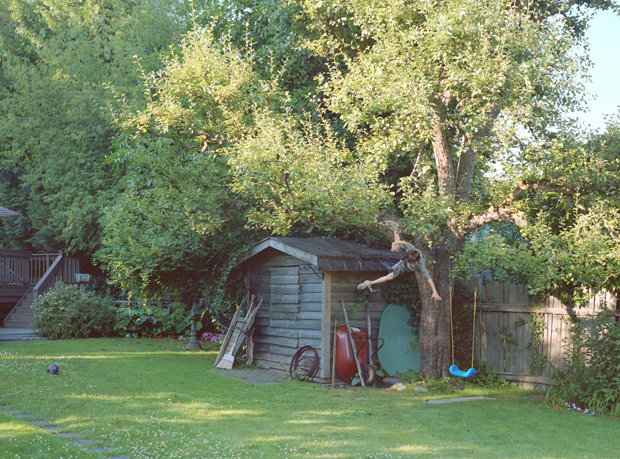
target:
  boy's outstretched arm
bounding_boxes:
[428,278,442,302]
[391,231,407,252]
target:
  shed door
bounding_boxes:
[269,266,301,350]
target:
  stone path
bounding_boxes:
[212,368,289,385]
[423,396,496,404]
[0,327,47,344]
[1,406,128,458]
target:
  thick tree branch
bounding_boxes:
[508,179,574,202]
[459,177,577,235]
[455,105,501,203]
[430,97,456,199]
[460,206,527,235]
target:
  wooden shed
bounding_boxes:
[235,237,402,384]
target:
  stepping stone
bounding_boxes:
[54,432,78,437]
[13,414,36,418]
[69,440,93,446]
[1,409,21,413]
[424,396,496,404]
[85,446,110,452]
[109,456,130,459]
[27,420,52,425]
[41,426,63,431]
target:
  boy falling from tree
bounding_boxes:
[358,229,442,302]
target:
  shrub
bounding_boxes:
[547,311,620,415]
[32,282,116,339]
[113,301,191,338]
[467,360,515,387]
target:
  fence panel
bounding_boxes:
[464,279,617,389]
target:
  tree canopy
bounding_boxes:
[0,0,187,253]
[0,0,618,375]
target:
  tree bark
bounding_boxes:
[416,233,462,378]
[417,108,462,378]
[430,109,455,198]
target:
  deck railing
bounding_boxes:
[0,250,80,292]
[0,249,32,287]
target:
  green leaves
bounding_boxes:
[0,0,187,254]
[32,281,116,340]
[229,109,391,234]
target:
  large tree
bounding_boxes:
[98,26,389,304]
[0,0,186,254]
[295,0,614,377]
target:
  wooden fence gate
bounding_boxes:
[463,280,618,390]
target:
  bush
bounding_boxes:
[32,282,116,339]
[114,301,192,338]
[547,311,620,415]
[467,360,515,387]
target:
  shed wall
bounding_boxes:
[325,271,392,384]
[246,249,394,384]
[248,250,324,374]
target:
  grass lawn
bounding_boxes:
[0,338,617,459]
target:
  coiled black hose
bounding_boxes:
[289,346,319,381]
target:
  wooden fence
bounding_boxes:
[463,280,618,389]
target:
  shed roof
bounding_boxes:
[236,237,401,272]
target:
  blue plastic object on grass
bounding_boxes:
[449,364,476,378]
[378,304,421,375]
[47,364,59,375]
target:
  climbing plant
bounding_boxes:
[528,313,548,377]
[549,311,620,415]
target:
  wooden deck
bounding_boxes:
[0,250,79,328]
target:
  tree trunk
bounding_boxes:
[416,107,463,378]
[416,236,460,378]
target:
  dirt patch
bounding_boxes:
[211,369,289,385]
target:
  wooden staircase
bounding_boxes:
[1,250,80,329]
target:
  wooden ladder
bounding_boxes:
[214,296,263,369]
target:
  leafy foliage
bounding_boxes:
[98,28,260,305]
[467,360,515,387]
[0,0,187,254]
[296,0,600,377]
[548,311,620,416]
[32,282,116,340]
[114,301,192,338]
[194,0,326,112]
[230,108,391,234]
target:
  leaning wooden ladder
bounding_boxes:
[214,295,263,369]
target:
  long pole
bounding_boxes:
[332,319,338,389]
[471,289,477,370]
[341,299,365,387]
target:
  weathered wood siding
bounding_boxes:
[465,280,618,389]
[249,249,324,374]
[247,248,393,384]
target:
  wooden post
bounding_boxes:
[332,319,337,388]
